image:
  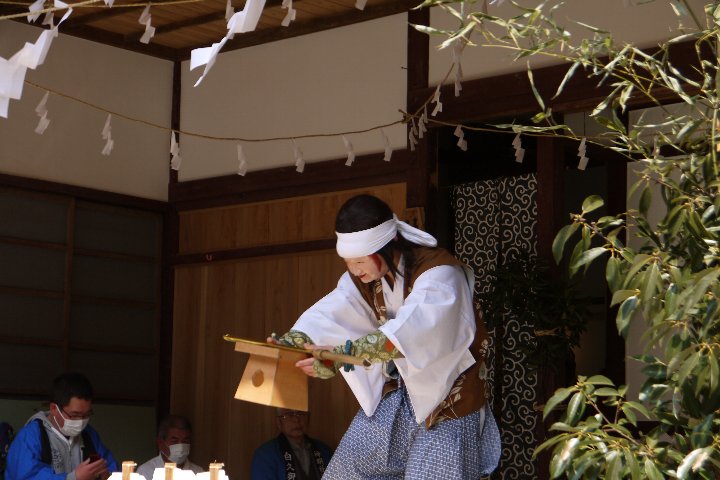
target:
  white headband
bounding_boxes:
[335,214,438,258]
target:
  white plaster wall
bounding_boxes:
[0,21,172,201]
[179,14,407,181]
[429,0,707,86]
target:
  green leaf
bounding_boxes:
[611,289,636,307]
[623,400,650,419]
[582,195,604,214]
[606,256,621,292]
[594,387,619,396]
[554,61,581,99]
[617,295,638,338]
[625,449,641,480]
[586,374,614,386]
[527,64,545,111]
[690,414,714,449]
[622,254,653,289]
[554,437,579,475]
[644,459,664,480]
[544,387,575,419]
[642,363,667,380]
[570,247,607,273]
[566,392,586,426]
[641,262,660,316]
[605,450,622,479]
[552,223,580,264]
[638,186,652,217]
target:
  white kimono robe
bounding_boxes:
[292,262,477,424]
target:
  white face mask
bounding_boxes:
[167,443,190,465]
[56,408,89,437]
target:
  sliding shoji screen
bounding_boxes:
[0,187,161,403]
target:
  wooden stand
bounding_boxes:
[164,463,176,480]
[121,462,136,480]
[208,463,224,480]
[232,339,309,411]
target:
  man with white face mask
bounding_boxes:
[5,372,118,480]
[136,415,202,480]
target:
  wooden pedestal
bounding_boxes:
[233,340,309,411]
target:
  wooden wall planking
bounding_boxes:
[172,183,407,479]
[177,184,407,254]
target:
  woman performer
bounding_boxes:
[273,194,501,479]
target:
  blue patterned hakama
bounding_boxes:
[322,383,501,480]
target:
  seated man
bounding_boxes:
[250,409,332,480]
[5,372,118,480]
[136,415,203,480]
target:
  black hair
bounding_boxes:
[335,194,418,278]
[158,415,193,439]
[51,372,93,407]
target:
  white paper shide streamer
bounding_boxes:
[237,143,247,176]
[513,133,525,163]
[101,114,113,156]
[293,139,304,173]
[138,5,155,44]
[170,131,182,170]
[34,91,50,134]
[408,119,418,152]
[343,135,355,166]
[418,107,428,139]
[42,11,54,28]
[281,0,296,27]
[355,0,367,10]
[191,0,266,87]
[0,3,65,119]
[577,137,589,170]
[431,86,442,116]
[225,0,234,21]
[452,38,465,97]
[454,125,468,151]
[27,0,44,23]
[381,129,392,162]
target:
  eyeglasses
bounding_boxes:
[58,406,93,420]
[277,411,308,421]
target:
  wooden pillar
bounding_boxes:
[159,60,182,420]
[535,136,565,271]
[604,154,627,384]
[405,7,432,216]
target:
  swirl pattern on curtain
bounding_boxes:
[452,173,538,479]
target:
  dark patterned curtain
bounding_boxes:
[452,173,538,479]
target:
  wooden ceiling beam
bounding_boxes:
[62,6,142,28]
[124,0,289,42]
[176,0,420,60]
[57,21,179,59]
[61,0,194,28]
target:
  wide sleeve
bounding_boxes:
[379,264,477,422]
[5,421,66,480]
[291,272,390,417]
[292,272,378,346]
